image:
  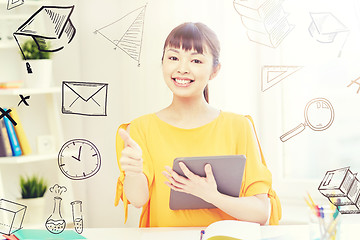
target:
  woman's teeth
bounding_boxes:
[173,78,193,84]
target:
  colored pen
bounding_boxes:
[200,230,205,240]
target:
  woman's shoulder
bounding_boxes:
[220,111,255,131]
[220,111,249,123]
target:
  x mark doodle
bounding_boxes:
[0,108,17,126]
[18,94,30,106]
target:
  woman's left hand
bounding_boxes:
[162,162,219,202]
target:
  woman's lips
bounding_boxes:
[172,78,194,87]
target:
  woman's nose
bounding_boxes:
[177,60,189,74]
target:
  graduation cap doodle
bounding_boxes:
[13,5,76,74]
[308,12,348,43]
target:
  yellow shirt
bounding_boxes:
[115,111,281,227]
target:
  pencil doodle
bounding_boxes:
[7,0,24,10]
[347,77,360,94]
[94,4,147,66]
[0,199,27,235]
[319,167,360,214]
[62,81,108,116]
[233,0,294,48]
[45,184,67,234]
[13,5,76,74]
[261,66,302,92]
[58,139,101,180]
[280,98,335,142]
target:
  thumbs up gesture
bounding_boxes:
[118,128,143,176]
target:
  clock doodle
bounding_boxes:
[58,139,101,180]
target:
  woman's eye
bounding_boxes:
[192,59,202,64]
[169,56,178,61]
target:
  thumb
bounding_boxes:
[205,164,216,182]
[118,128,140,150]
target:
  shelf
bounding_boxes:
[0,87,61,95]
[0,153,58,164]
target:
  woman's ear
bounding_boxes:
[209,63,221,80]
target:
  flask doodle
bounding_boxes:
[45,184,67,234]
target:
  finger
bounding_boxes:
[164,166,188,185]
[120,157,143,167]
[121,165,143,174]
[204,164,216,183]
[121,147,142,160]
[118,128,141,150]
[164,181,184,192]
[179,162,197,179]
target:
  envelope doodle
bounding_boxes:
[62,81,108,116]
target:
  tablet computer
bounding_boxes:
[169,155,246,210]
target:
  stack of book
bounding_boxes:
[233,0,294,48]
[0,108,32,157]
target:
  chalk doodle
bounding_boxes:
[62,81,108,117]
[7,0,24,10]
[261,65,302,92]
[0,199,27,235]
[233,0,294,48]
[58,139,101,180]
[347,77,360,94]
[13,5,76,74]
[45,184,67,234]
[280,98,335,142]
[94,4,147,66]
[18,95,30,106]
[71,200,83,234]
[319,167,360,214]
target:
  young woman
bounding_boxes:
[115,22,281,227]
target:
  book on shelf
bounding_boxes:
[9,108,32,155]
[0,81,23,89]
[0,118,12,157]
[3,108,22,156]
[200,220,261,240]
[0,118,13,157]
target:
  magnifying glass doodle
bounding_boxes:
[280,98,335,142]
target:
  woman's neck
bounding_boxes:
[156,96,220,129]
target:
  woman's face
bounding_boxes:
[162,44,218,101]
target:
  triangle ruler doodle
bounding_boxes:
[94,4,147,66]
[7,0,24,10]
[261,65,302,92]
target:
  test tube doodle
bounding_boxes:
[71,200,84,234]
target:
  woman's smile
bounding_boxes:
[172,77,194,87]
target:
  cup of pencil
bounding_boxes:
[308,204,341,240]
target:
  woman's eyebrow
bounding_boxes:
[191,52,204,56]
[167,48,179,53]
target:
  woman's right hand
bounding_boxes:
[118,128,143,176]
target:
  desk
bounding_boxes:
[81,224,359,240]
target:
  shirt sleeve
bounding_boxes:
[241,115,282,225]
[114,120,155,224]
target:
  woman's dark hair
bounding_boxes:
[162,22,220,103]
